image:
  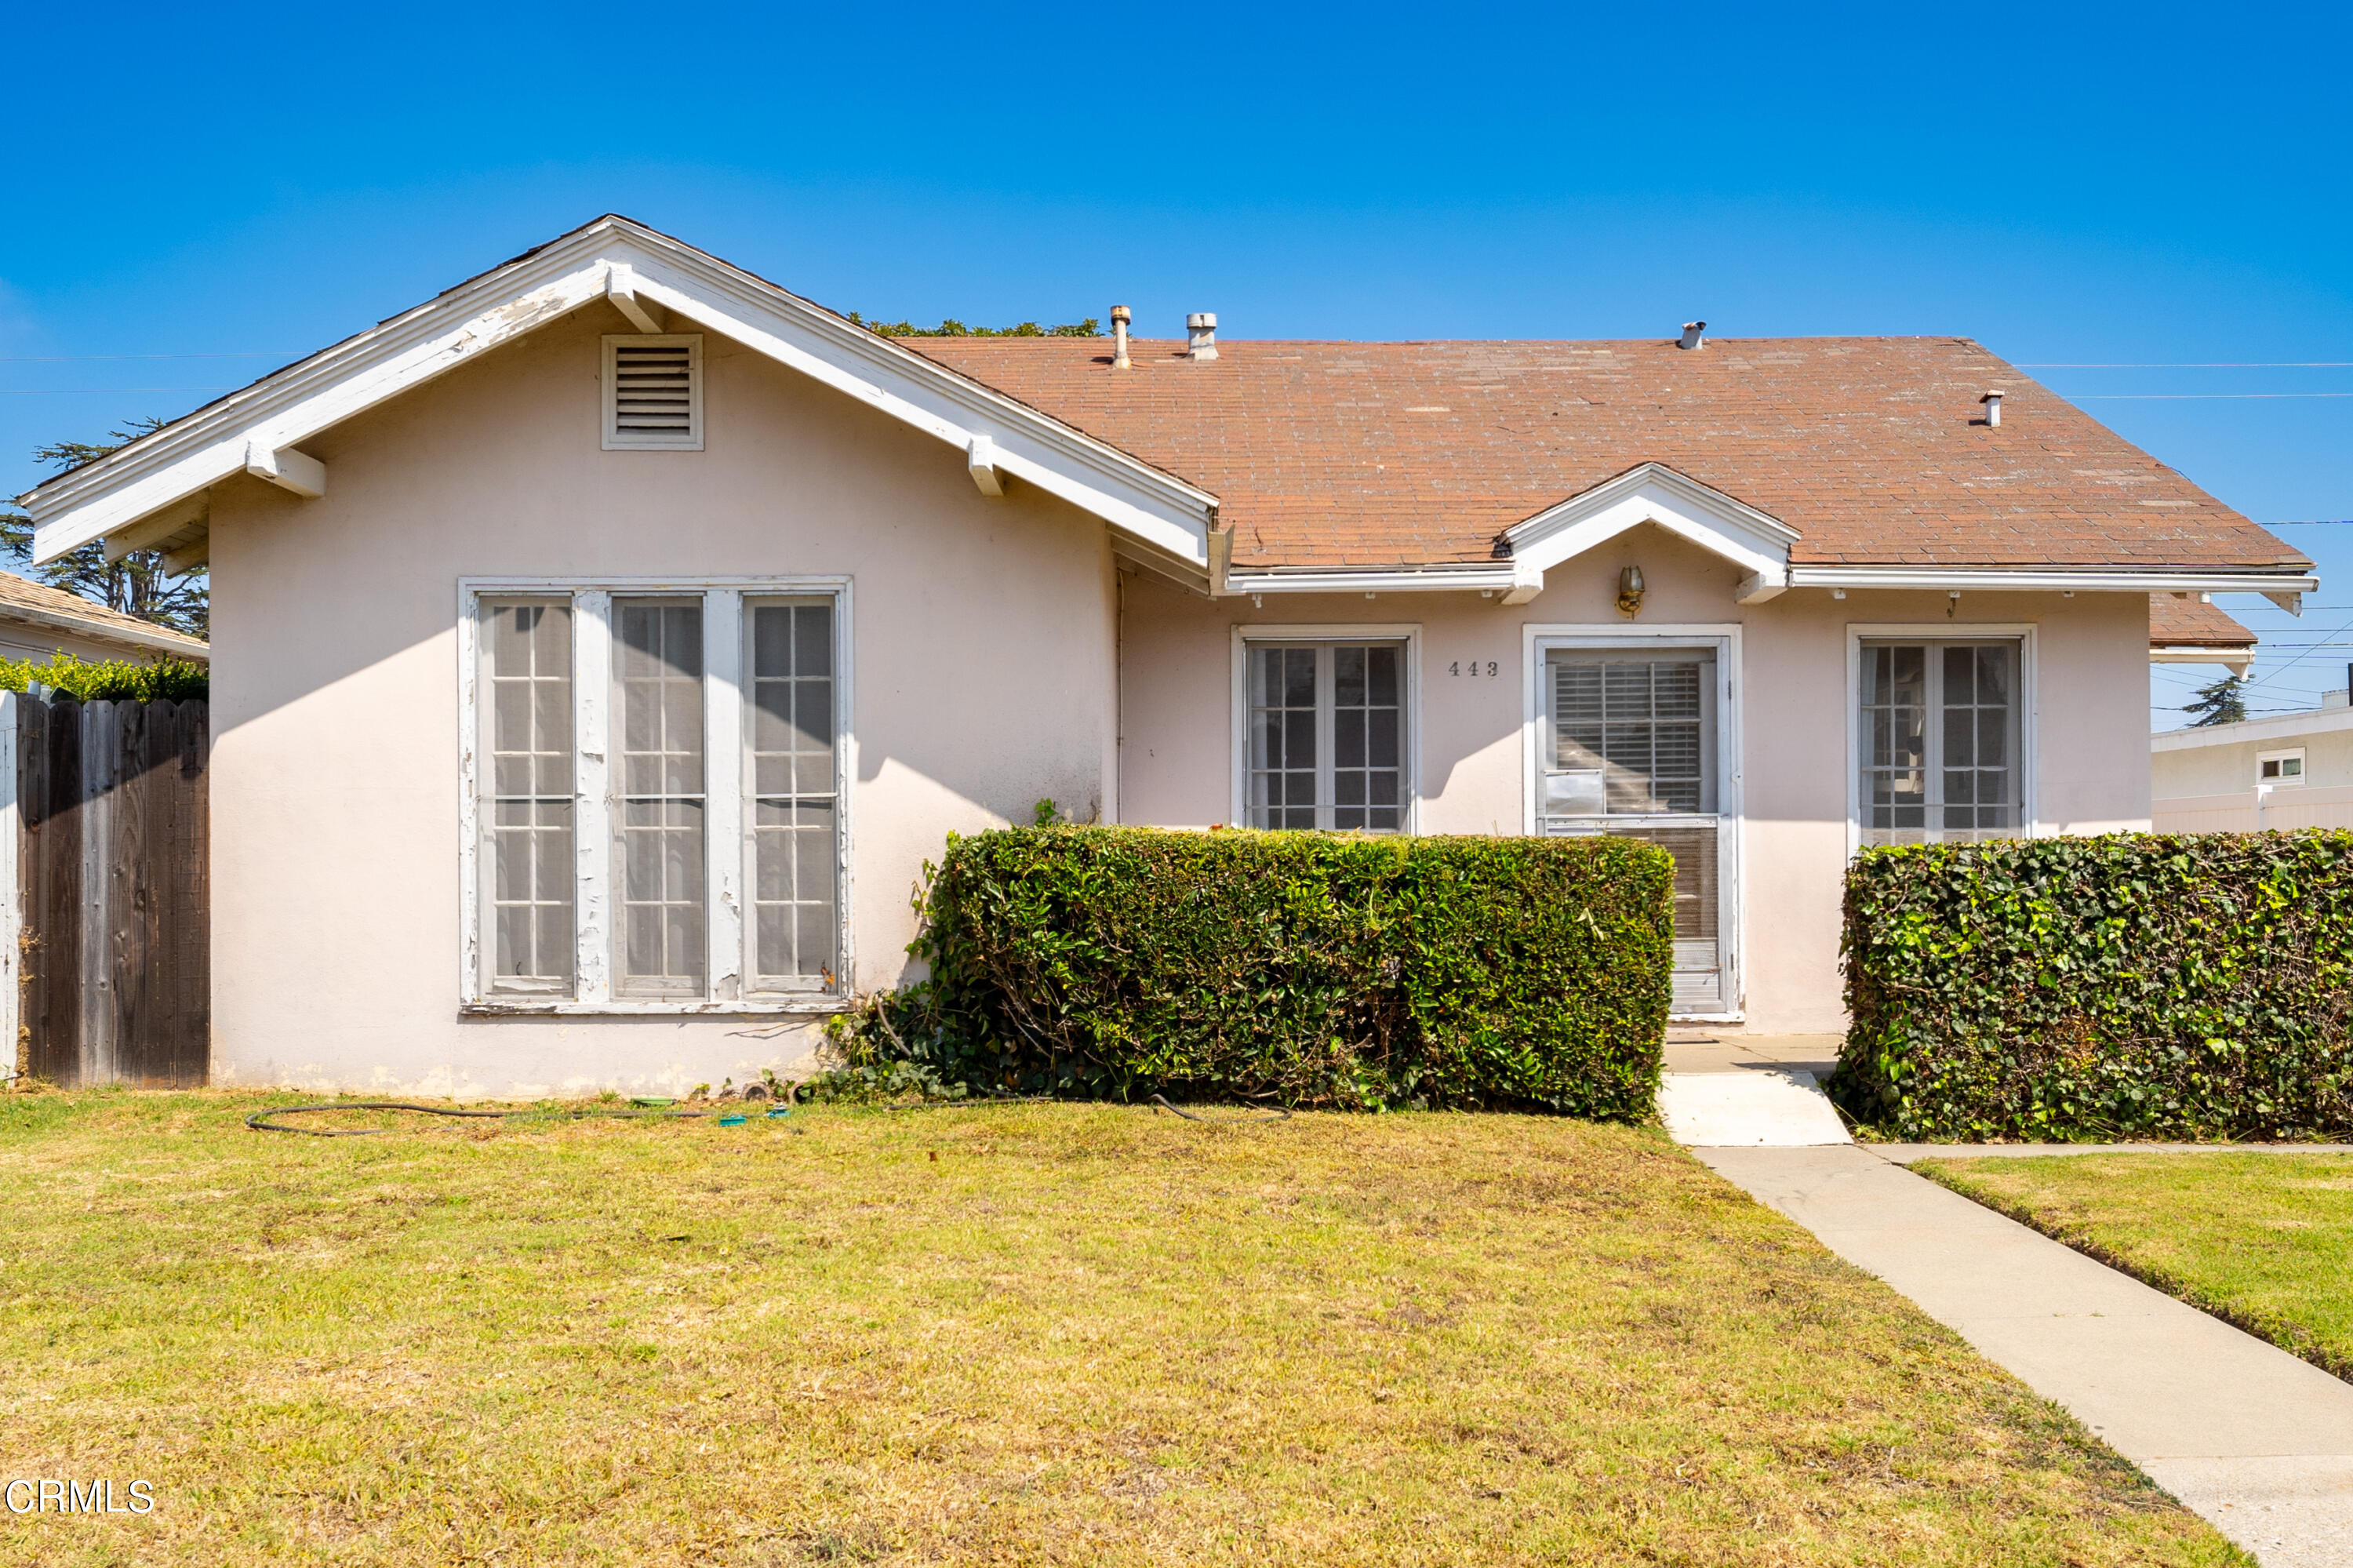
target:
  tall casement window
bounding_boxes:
[1858,638,2024,846]
[1242,638,1409,830]
[467,581,849,1010]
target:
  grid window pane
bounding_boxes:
[1247,642,1406,831]
[1860,641,2020,846]
[484,602,574,992]
[614,599,706,993]
[750,602,839,990]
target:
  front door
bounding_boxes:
[1537,645,1732,1013]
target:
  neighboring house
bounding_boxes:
[2151,666,2353,833]
[13,217,2316,1096]
[0,572,208,666]
[2148,592,2257,680]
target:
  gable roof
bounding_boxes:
[17,216,1217,581]
[0,573,208,660]
[16,217,2313,605]
[903,335,2311,583]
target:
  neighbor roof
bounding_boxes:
[906,336,2309,575]
[0,572,207,660]
[2149,593,2257,650]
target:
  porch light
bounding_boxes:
[1617,566,1646,618]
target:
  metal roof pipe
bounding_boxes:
[1678,320,1706,350]
[1187,312,1218,361]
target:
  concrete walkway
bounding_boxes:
[1697,1141,2353,1567]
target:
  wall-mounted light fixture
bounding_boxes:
[1617,566,1646,619]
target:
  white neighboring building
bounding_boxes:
[2152,635,2353,829]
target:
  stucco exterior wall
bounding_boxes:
[208,304,1116,1097]
[1120,525,2152,1033]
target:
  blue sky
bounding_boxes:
[6,2,2349,729]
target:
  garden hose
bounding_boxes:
[244,1101,793,1137]
[1150,1094,1292,1123]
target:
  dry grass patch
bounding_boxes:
[0,1090,2244,1566]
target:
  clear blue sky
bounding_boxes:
[7,2,2349,729]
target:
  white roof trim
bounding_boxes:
[1224,565,1525,595]
[1501,464,1798,594]
[1789,566,2319,596]
[22,216,1219,571]
[2153,704,2353,750]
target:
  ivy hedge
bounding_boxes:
[1831,831,2353,1141]
[827,828,1675,1115]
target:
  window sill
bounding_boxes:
[460,998,848,1018]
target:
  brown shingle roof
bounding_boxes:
[0,572,208,657]
[904,335,2308,574]
[2149,593,2256,649]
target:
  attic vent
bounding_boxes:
[603,334,703,450]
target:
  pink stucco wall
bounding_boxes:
[1120,526,2151,1033]
[208,304,1118,1096]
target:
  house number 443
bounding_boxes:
[1449,661,1499,677]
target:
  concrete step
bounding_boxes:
[1658,1068,1852,1147]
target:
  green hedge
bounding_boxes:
[828,828,1675,1115]
[1831,831,2353,1141]
[0,653,206,703]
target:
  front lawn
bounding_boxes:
[1923,1151,2353,1381]
[0,1091,2242,1566]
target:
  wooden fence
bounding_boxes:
[2152,783,2353,835]
[2,693,209,1087]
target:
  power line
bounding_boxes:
[2019,361,2353,369]
[2067,391,2353,401]
[0,387,236,395]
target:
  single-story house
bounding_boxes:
[14,216,2318,1097]
[0,572,208,666]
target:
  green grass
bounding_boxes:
[1924,1151,2353,1381]
[0,1089,2246,1566]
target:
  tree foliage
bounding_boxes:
[0,418,209,638]
[2182,673,2247,726]
[845,313,1101,339]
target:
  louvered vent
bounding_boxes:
[603,335,702,450]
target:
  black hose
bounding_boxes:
[245,1101,723,1136]
[1150,1093,1292,1123]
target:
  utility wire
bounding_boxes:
[0,387,237,395]
[2019,361,2353,369]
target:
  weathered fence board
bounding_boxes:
[16,697,208,1086]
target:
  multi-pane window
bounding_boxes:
[1860,640,2022,845]
[471,585,846,1007]
[750,600,838,989]
[614,600,707,995]
[485,602,574,992]
[1244,641,1406,831]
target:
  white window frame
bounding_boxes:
[1521,623,1745,1022]
[1844,622,2039,854]
[1229,624,1421,831]
[2258,748,2307,785]
[458,576,854,1015]
[602,334,704,452]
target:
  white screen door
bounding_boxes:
[1541,648,1728,1013]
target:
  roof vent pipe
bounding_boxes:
[1187,312,1218,361]
[1678,321,1706,350]
[1111,304,1132,370]
[1980,389,2004,427]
